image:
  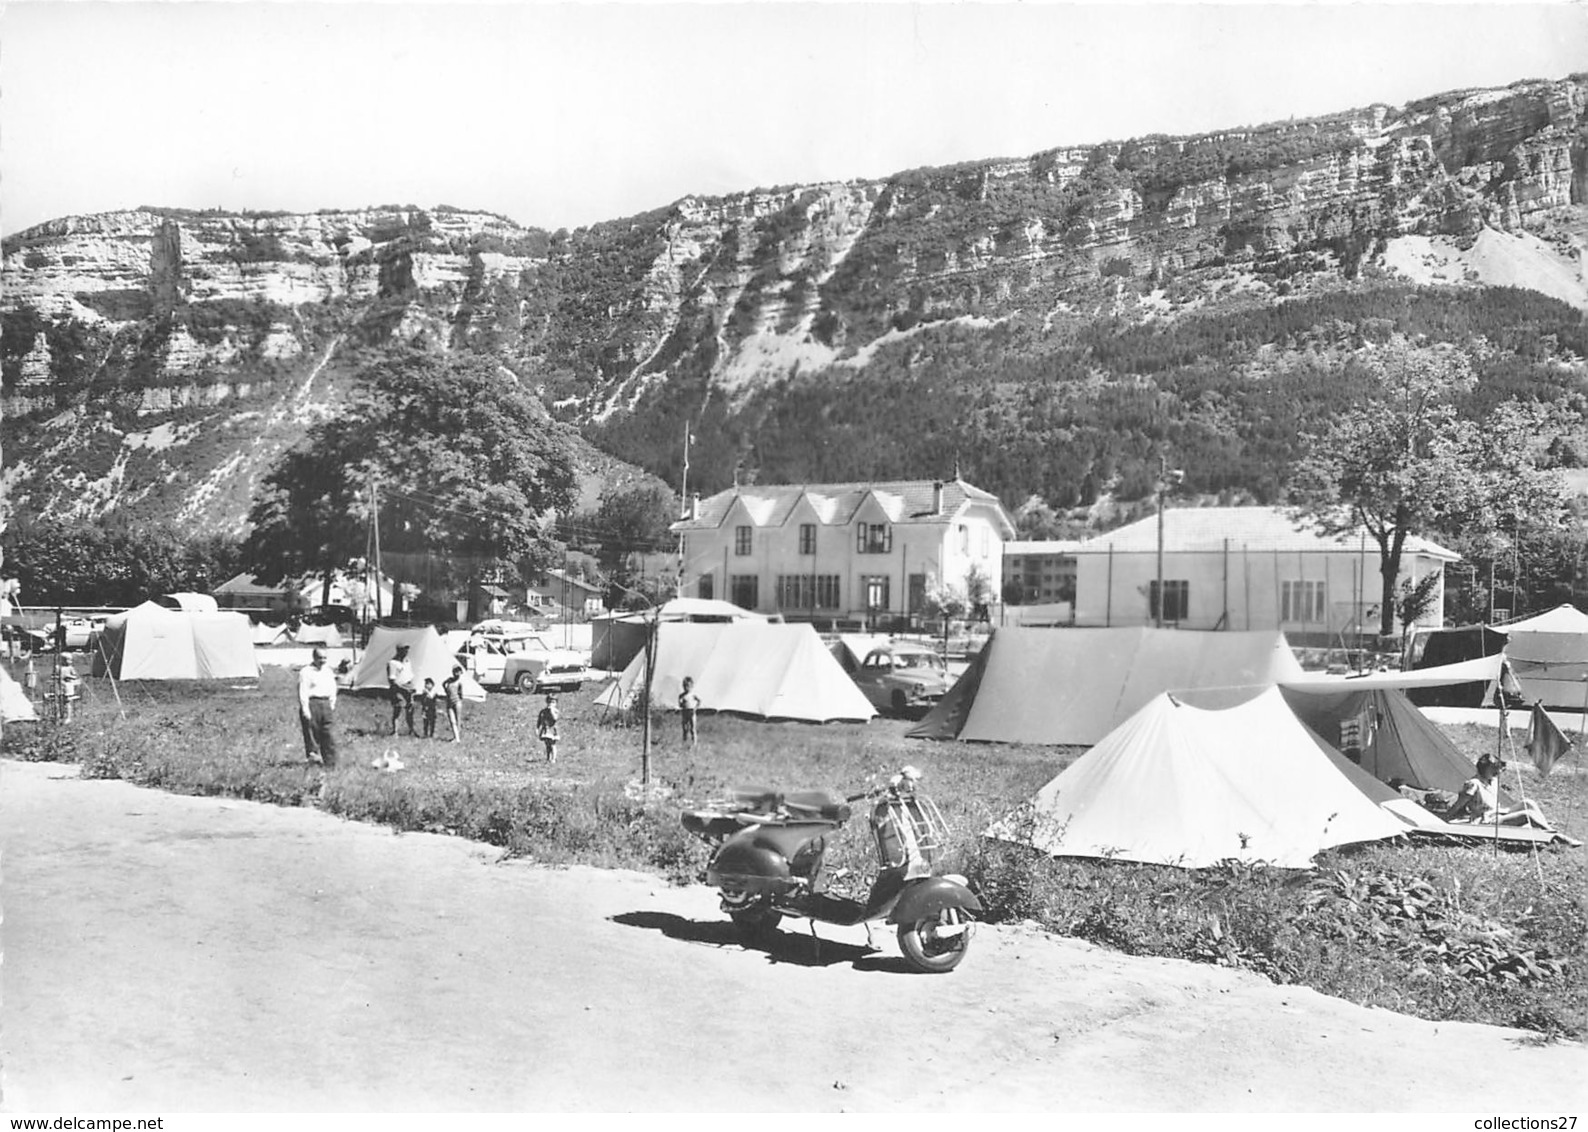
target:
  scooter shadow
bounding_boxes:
[611,911,915,973]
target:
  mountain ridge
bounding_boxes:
[4,74,1586,535]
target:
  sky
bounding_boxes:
[3,0,1587,235]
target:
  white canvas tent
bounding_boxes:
[909,626,1304,746]
[992,687,1408,868]
[92,601,259,680]
[350,626,486,701]
[1496,605,1588,708]
[595,621,874,723]
[0,666,37,722]
[590,598,765,671]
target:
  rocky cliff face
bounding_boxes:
[4,76,1586,532]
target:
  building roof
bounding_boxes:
[672,478,1014,536]
[1004,540,1086,555]
[215,573,283,597]
[1071,506,1461,561]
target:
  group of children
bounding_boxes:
[400,670,704,766]
[414,666,467,742]
[530,675,701,765]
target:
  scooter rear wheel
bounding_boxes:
[898,911,973,973]
[729,903,782,943]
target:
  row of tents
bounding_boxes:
[1409,604,1588,709]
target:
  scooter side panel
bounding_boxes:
[706,841,790,892]
[887,876,983,925]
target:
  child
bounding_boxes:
[678,675,700,746]
[536,693,560,764]
[442,664,465,743]
[417,677,440,739]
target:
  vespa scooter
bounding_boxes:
[681,765,980,973]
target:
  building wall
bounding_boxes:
[681,505,1005,620]
[1072,547,1446,633]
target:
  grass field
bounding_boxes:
[7,661,1586,1039]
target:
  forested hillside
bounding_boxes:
[2,75,1585,538]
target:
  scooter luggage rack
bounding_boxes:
[875,791,950,870]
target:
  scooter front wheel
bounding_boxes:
[898,910,974,973]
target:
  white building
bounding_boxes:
[1069,506,1460,637]
[671,478,1016,629]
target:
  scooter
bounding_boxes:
[681,765,980,973]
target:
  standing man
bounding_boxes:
[298,647,338,767]
[387,643,418,737]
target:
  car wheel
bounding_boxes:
[515,672,537,693]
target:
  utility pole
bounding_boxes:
[1154,454,1183,628]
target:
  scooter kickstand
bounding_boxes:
[863,922,876,951]
[809,919,821,962]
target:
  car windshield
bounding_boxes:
[893,651,943,671]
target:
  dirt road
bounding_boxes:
[2,759,1584,1113]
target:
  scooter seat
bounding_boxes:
[783,790,850,823]
[729,786,783,812]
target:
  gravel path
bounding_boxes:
[3,759,1584,1112]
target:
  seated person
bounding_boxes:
[1443,755,1555,829]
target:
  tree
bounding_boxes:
[1289,342,1571,636]
[244,349,580,599]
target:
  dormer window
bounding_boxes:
[857,522,892,554]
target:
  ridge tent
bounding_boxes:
[990,687,1407,868]
[590,598,765,671]
[250,620,289,646]
[1496,605,1588,709]
[350,626,486,701]
[91,601,259,680]
[0,666,37,722]
[293,623,344,648]
[907,626,1303,746]
[594,621,874,723]
[1404,625,1509,707]
[1279,684,1505,800]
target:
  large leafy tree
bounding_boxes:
[244,349,580,599]
[1289,341,1571,636]
[1,518,242,606]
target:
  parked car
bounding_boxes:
[852,644,951,716]
[457,629,590,693]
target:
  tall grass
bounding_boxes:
[7,663,1585,1037]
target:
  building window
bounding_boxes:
[776,575,840,610]
[696,575,714,601]
[980,527,990,557]
[908,573,926,614]
[856,523,891,554]
[863,575,891,612]
[958,525,969,553]
[1149,579,1190,622]
[730,575,759,610]
[798,523,816,555]
[1281,580,1327,622]
[734,526,752,556]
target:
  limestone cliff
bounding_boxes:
[4,76,1586,532]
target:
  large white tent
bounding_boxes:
[92,601,259,681]
[0,666,37,722]
[350,626,485,700]
[1496,605,1588,708]
[595,621,874,723]
[909,626,1304,746]
[992,687,1408,868]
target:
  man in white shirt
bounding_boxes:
[387,643,418,736]
[298,647,339,766]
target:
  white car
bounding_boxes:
[457,630,590,693]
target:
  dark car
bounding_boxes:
[852,645,952,716]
